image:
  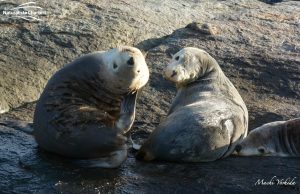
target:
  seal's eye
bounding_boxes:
[127,57,134,66]
[171,70,177,78]
[258,147,265,154]
[113,63,118,69]
[175,56,180,61]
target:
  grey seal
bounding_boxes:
[136,47,248,162]
[235,118,300,157]
[33,46,149,168]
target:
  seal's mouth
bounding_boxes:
[171,70,177,77]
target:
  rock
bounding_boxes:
[0,99,9,114]
[0,0,210,111]
[185,22,219,36]
[0,0,300,193]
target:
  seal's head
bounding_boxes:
[235,121,286,156]
[103,46,149,93]
[163,47,218,86]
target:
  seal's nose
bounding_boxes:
[171,70,177,77]
[127,57,134,66]
[235,144,242,153]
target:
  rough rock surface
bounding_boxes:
[0,0,299,193]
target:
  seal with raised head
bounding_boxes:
[136,47,248,162]
[235,118,300,157]
[33,46,149,168]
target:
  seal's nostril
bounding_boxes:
[171,70,177,77]
[137,70,140,73]
[235,144,242,152]
[113,63,118,69]
[127,57,134,66]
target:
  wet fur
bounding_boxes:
[34,46,149,167]
[137,47,248,162]
[237,118,300,157]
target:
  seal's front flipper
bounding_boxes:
[72,150,127,168]
[116,92,138,133]
[0,118,33,135]
[121,91,138,114]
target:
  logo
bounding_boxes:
[1,1,47,22]
[255,176,297,186]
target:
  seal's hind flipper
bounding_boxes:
[127,135,141,150]
[0,118,33,135]
[72,150,127,168]
[117,92,138,133]
[132,141,141,150]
